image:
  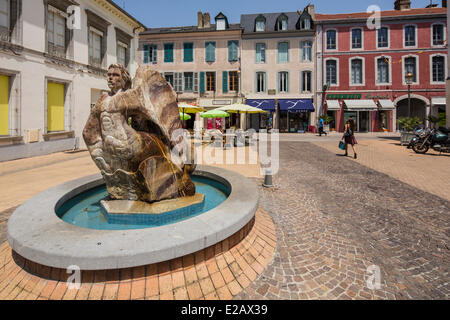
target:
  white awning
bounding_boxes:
[326,100,340,110]
[344,100,378,110]
[378,99,395,110]
[431,97,446,105]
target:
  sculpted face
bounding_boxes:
[107,67,123,94]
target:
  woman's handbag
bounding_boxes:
[339,141,345,150]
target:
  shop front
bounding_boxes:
[246,99,276,132]
[278,99,315,133]
[325,93,395,132]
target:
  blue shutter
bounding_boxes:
[223,71,228,93]
[143,44,149,64]
[164,43,173,63]
[205,42,215,62]
[228,41,238,61]
[184,43,194,62]
[200,72,205,93]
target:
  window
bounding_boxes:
[47,81,65,132]
[256,72,266,93]
[433,24,445,46]
[432,56,445,82]
[276,15,288,31]
[404,57,417,83]
[377,27,389,48]
[206,72,215,91]
[301,71,312,92]
[351,29,362,49]
[326,60,337,85]
[117,42,127,66]
[301,17,311,30]
[47,6,66,52]
[278,42,289,63]
[89,29,102,66]
[174,72,183,92]
[278,72,288,92]
[216,18,226,31]
[255,16,265,32]
[164,43,174,63]
[256,43,266,63]
[205,41,215,62]
[0,0,9,28]
[301,41,312,62]
[0,74,9,135]
[183,42,194,62]
[228,40,239,62]
[143,44,157,64]
[377,57,390,84]
[228,71,239,91]
[326,30,337,50]
[351,59,363,84]
[404,25,416,47]
[164,73,174,88]
[184,72,193,91]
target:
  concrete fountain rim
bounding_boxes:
[7,165,259,270]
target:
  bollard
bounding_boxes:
[263,170,274,188]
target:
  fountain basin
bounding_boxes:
[7,165,258,270]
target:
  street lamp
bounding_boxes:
[405,71,414,118]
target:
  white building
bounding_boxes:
[0,0,145,161]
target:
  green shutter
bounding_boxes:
[164,43,173,63]
[228,41,238,62]
[200,72,205,93]
[143,44,149,64]
[184,43,193,62]
[223,71,228,93]
[205,42,215,62]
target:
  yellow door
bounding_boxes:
[0,75,8,135]
[47,82,65,132]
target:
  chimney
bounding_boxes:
[394,0,411,10]
[307,4,315,18]
[198,11,203,28]
[203,12,211,28]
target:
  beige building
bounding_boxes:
[139,12,243,129]
[240,5,317,133]
[0,0,145,161]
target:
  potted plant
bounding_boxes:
[398,117,422,145]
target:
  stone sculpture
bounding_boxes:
[83,64,196,203]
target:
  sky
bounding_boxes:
[113,0,441,28]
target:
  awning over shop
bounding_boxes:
[431,97,446,105]
[246,99,276,111]
[378,99,395,110]
[279,99,315,112]
[326,100,340,110]
[344,100,378,110]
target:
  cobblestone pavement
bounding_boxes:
[313,138,450,201]
[236,142,449,300]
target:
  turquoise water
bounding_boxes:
[56,177,230,230]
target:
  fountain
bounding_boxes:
[7,65,259,271]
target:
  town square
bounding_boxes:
[0,0,449,304]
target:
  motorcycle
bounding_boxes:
[407,126,425,149]
[412,127,450,154]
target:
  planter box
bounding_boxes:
[400,132,416,146]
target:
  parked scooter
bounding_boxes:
[412,127,450,154]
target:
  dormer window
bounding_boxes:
[302,18,310,30]
[255,15,265,32]
[297,11,313,30]
[276,14,288,31]
[215,12,229,31]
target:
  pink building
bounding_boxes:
[315,1,447,133]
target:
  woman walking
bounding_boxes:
[342,118,358,159]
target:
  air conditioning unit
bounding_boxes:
[26,129,40,143]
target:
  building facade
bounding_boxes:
[139,12,243,130]
[315,1,447,133]
[240,5,317,133]
[0,0,144,161]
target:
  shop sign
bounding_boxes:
[327,93,362,100]
[268,89,276,95]
[365,94,390,99]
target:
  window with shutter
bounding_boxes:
[184,72,194,92]
[174,72,183,92]
[193,72,199,93]
[206,72,216,92]
[0,0,9,29]
[143,44,150,64]
[229,71,238,92]
[222,71,228,93]
[205,42,215,62]
[164,43,174,63]
[256,43,265,63]
[200,72,205,93]
[228,40,239,62]
[278,42,289,63]
[184,43,194,62]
